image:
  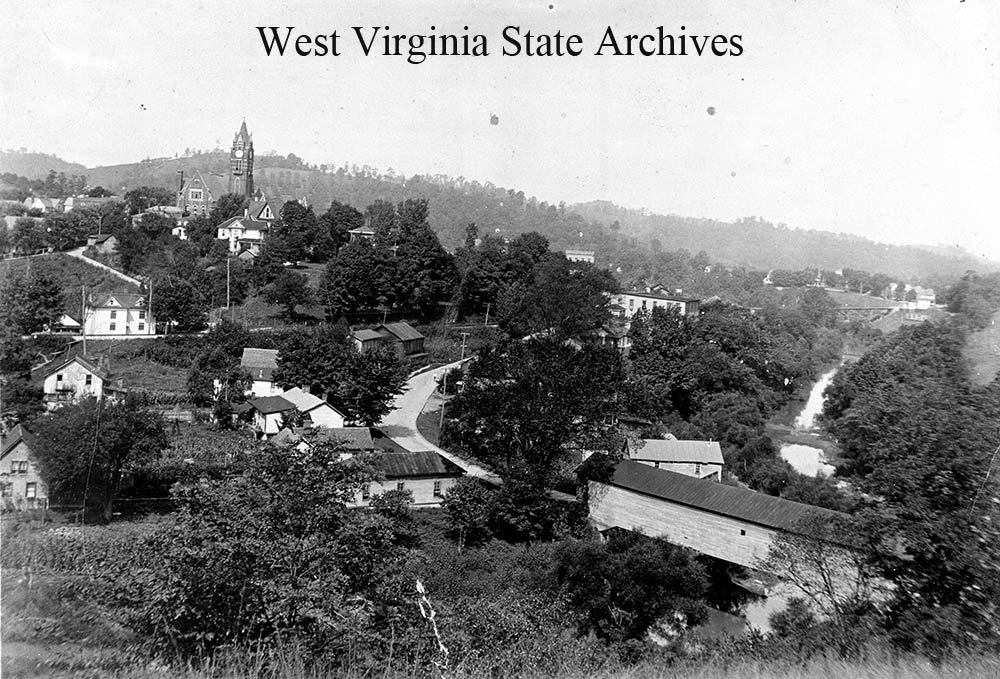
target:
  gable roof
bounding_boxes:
[88,233,115,243]
[633,439,724,465]
[607,461,843,533]
[39,354,109,381]
[352,329,384,342]
[248,395,296,415]
[240,348,278,381]
[315,427,375,451]
[375,450,465,478]
[1,424,37,459]
[376,322,424,343]
[618,290,701,304]
[88,293,146,309]
[280,387,344,416]
[218,216,270,231]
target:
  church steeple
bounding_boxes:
[228,119,254,197]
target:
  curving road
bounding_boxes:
[379,360,500,481]
[65,246,144,287]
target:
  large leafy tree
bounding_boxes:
[123,186,174,215]
[150,275,208,332]
[0,270,62,334]
[443,338,625,486]
[316,199,363,259]
[263,269,314,319]
[393,198,459,318]
[319,241,398,318]
[31,398,167,521]
[146,440,418,659]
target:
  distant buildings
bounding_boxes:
[86,233,118,254]
[36,355,125,410]
[564,249,595,264]
[629,439,724,481]
[610,289,701,319]
[176,120,256,216]
[372,322,426,361]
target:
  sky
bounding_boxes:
[2,0,998,260]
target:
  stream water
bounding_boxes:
[778,367,839,477]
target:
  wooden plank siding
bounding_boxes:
[588,481,778,568]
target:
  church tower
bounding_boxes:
[228,120,254,197]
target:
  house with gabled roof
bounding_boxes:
[38,355,124,409]
[279,387,346,429]
[240,348,281,397]
[86,233,118,254]
[374,322,426,360]
[350,328,388,353]
[1,425,47,511]
[85,293,154,337]
[216,215,270,255]
[247,394,297,437]
[630,439,724,481]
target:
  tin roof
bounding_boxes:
[248,395,295,415]
[608,461,842,533]
[632,439,724,465]
[376,322,425,342]
[375,450,465,478]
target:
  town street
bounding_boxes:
[379,360,500,482]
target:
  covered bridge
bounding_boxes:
[589,461,844,569]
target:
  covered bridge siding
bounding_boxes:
[589,461,843,569]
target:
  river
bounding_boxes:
[778,366,839,477]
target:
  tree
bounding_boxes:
[443,338,625,486]
[264,269,314,319]
[393,199,459,318]
[146,440,417,660]
[123,186,174,215]
[11,217,46,253]
[150,275,207,332]
[31,398,167,521]
[316,200,363,258]
[209,193,249,226]
[87,186,113,198]
[330,347,407,426]
[319,241,398,317]
[0,271,62,334]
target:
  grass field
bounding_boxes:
[0,253,140,316]
[964,309,1000,385]
[823,289,903,309]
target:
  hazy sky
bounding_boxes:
[2,1,998,259]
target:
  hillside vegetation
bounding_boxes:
[3,150,995,282]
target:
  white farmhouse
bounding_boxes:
[85,293,154,337]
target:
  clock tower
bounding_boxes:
[228,120,254,197]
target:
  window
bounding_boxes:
[433,480,442,497]
[396,481,405,492]
[189,189,203,201]
[694,463,702,477]
[56,373,63,382]
[109,323,116,332]
[110,310,117,319]
[25,482,37,499]
[361,484,370,501]
[138,323,145,332]
[10,461,28,474]
[653,461,660,469]
[740,529,746,536]
[85,374,92,386]
[139,310,146,320]
[1,484,11,498]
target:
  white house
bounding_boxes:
[629,439,724,481]
[565,249,596,264]
[247,394,297,437]
[217,215,270,255]
[1,425,48,511]
[240,348,281,398]
[85,293,155,337]
[353,451,465,508]
[278,387,346,428]
[38,355,121,409]
[610,290,701,319]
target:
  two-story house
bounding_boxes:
[216,215,271,255]
[610,290,701,319]
[240,348,282,398]
[0,425,48,511]
[38,355,119,409]
[85,293,155,337]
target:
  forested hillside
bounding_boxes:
[3,150,995,282]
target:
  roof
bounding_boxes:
[618,290,701,304]
[240,348,278,381]
[39,354,109,381]
[88,293,146,309]
[88,233,115,243]
[607,461,843,533]
[1,424,37,459]
[376,322,425,343]
[633,439,724,465]
[375,450,465,478]
[280,387,344,416]
[315,427,375,451]
[218,216,270,231]
[352,329,384,342]
[248,395,295,415]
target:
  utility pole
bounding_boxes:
[438,371,448,430]
[81,285,87,356]
[459,332,470,362]
[484,303,491,327]
[226,256,231,317]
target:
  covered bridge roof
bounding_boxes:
[608,461,843,533]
